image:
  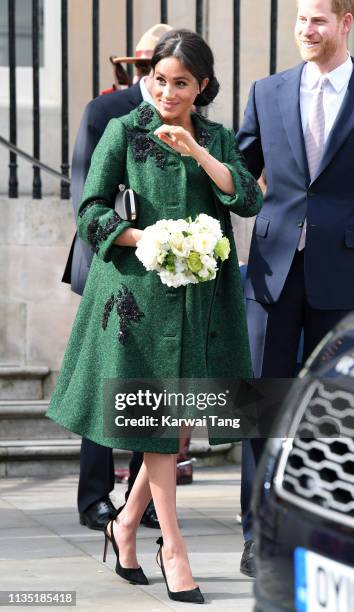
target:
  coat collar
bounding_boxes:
[130,101,221,157]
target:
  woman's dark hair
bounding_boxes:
[151,29,220,107]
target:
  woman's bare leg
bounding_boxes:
[144,452,196,592]
[112,461,151,568]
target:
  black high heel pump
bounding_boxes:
[156,536,204,604]
[103,519,149,585]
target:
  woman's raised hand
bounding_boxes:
[154,125,200,157]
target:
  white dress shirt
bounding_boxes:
[300,54,353,145]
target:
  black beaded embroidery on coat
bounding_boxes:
[235,149,261,210]
[137,104,154,127]
[127,129,166,169]
[102,294,115,330]
[96,212,122,243]
[87,220,100,252]
[101,285,145,345]
[116,285,145,345]
[198,127,212,149]
[79,199,105,219]
[87,212,122,253]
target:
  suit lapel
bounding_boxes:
[277,63,310,181]
[313,58,354,182]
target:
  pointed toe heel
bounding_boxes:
[115,562,149,586]
[103,519,149,586]
[155,537,205,604]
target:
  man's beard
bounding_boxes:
[297,33,339,65]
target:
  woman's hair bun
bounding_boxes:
[195,76,220,107]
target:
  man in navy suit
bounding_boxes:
[63,24,172,531]
[237,0,354,575]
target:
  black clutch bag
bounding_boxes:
[114,184,138,221]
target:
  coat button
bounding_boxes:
[308,190,315,197]
[210,331,218,339]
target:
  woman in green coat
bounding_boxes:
[47,29,262,603]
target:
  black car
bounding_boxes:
[253,312,354,612]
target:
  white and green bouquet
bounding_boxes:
[135,213,231,288]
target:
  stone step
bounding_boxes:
[0,366,49,400]
[0,399,75,440]
[0,435,238,478]
[0,438,131,478]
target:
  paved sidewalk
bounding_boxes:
[0,465,254,611]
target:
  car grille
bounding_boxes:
[274,379,354,528]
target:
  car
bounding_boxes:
[252,312,354,612]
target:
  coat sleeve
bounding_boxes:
[211,126,263,218]
[63,98,110,284]
[77,118,133,263]
[236,81,264,180]
[71,99,109,222]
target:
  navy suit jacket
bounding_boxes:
[62,83,143,295]
[237,60,354,310]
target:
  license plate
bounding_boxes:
[295,547,354,612]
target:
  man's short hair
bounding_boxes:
[332,0,354,18]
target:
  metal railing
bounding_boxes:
[0,135,71,184]
[4,0,70,198]
[2,0,279,200]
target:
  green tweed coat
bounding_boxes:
[46,102,263,453]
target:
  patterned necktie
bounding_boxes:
[305,76,327,179]
[298,76,328,251]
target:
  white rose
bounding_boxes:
[155,219,170,232]
[154,229,170,246]
[198,267,217,281]
[169,233,192,258]
[135,227,166,270]
[201,254,217,269]
[135,240,160,269]
[192,232,218,255]
[198,267,210,279]
[167,219,189,234]
[195,214,223,239]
